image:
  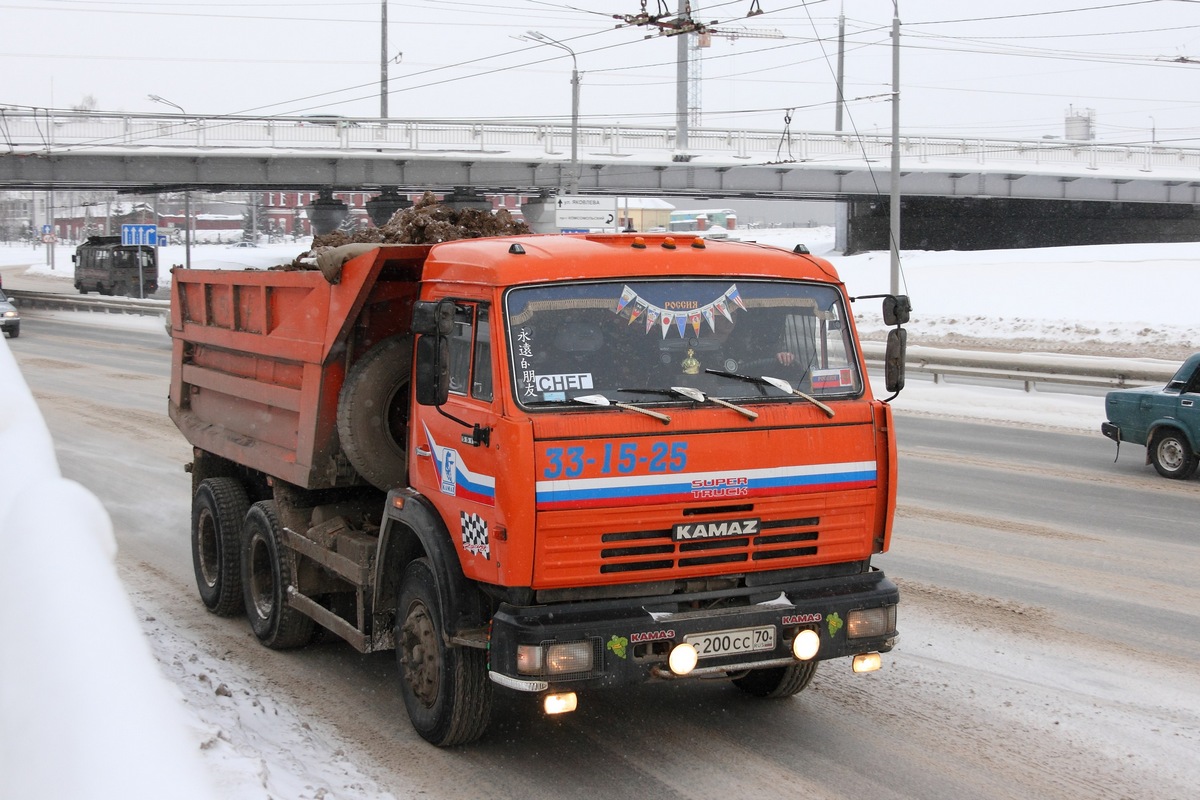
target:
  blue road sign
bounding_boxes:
[121,223,158,246]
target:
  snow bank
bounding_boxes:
[0,337,215,800]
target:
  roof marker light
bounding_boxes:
[509,243,526,255]
[631,237,647,249]
[691,238,706,249]
[662,237,677,250]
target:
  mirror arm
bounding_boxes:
[435,405,491,447]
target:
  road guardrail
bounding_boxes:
[7,289,1175,392]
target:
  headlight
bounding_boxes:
[517,640,594,676]
[546,641,593,675]
[847,606,896,639]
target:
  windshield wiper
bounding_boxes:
[620,386,758,421]
[571,394,671,424]
[703,368,835,418]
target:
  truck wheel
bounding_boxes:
[192,477,249,617]
[75,282,86,294]
[731,661,817,698]
[1150,429,1198,479]
[396,558,492,746]
[337,335,412,490]
[241,500,314,649]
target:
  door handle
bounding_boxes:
[416,446,432,457]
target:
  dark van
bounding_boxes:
[73,235,158,298]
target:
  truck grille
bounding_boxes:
[533,493,874,588]
[600,518,819,573]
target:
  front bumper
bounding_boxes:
[488,569,899,691]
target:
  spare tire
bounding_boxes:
[337,334,413,490]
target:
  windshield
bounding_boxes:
[505,279,862,407]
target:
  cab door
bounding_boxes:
[410,301,501,580]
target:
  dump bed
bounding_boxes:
[168,245,430,489]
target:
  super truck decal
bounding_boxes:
[423,423,496,506]
[534,460,877,510]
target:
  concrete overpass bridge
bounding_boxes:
[4,109,1200,250]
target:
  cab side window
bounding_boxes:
[472,306,493,401]
[446,302,493,402]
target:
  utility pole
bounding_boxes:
[675,0,690,150]
[889,2,901,295]
[380,0,388,119]
[835,2,845,132]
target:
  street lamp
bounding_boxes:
[147,94,186,115]
[148,92,192,268]
[526,30,580,194]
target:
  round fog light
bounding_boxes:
[668,643,698,675]
[792,629,820,661]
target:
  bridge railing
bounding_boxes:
[5,110,1199,175]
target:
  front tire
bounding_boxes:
[192,477,249,616]
[1150,429,1198,479]
[241,500,314,649]
[731,661,817,698]
[396,558,492,746]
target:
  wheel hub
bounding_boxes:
[1159,439,1184,470]
[248,537,275,620]
[196,509,218,588]
[401,603,441,707]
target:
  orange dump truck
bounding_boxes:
[168,233,909,746]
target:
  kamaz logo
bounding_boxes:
[672,518,760,541]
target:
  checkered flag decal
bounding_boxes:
[460,512,490,560]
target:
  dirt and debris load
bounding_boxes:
[311,191,529,249]
[284,191,530,281]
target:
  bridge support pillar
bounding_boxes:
[365,189,411,227]
[306,190,349,235]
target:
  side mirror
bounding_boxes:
[411,298,456,336]
[882,295,911,326]
[885,327,907,394]
[414,334,450,406]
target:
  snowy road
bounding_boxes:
[11,309,1200,800]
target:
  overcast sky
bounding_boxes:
[3,1,1198,145]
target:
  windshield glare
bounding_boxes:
[505,279,862,407]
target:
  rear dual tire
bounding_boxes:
[241,500,314,650]
[191,477,249,617]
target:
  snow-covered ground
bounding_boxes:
[1,230,1198,798]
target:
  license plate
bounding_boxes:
[685,626,776,659]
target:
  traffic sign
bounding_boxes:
[121,223,158,246]
[555,195,618,230]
